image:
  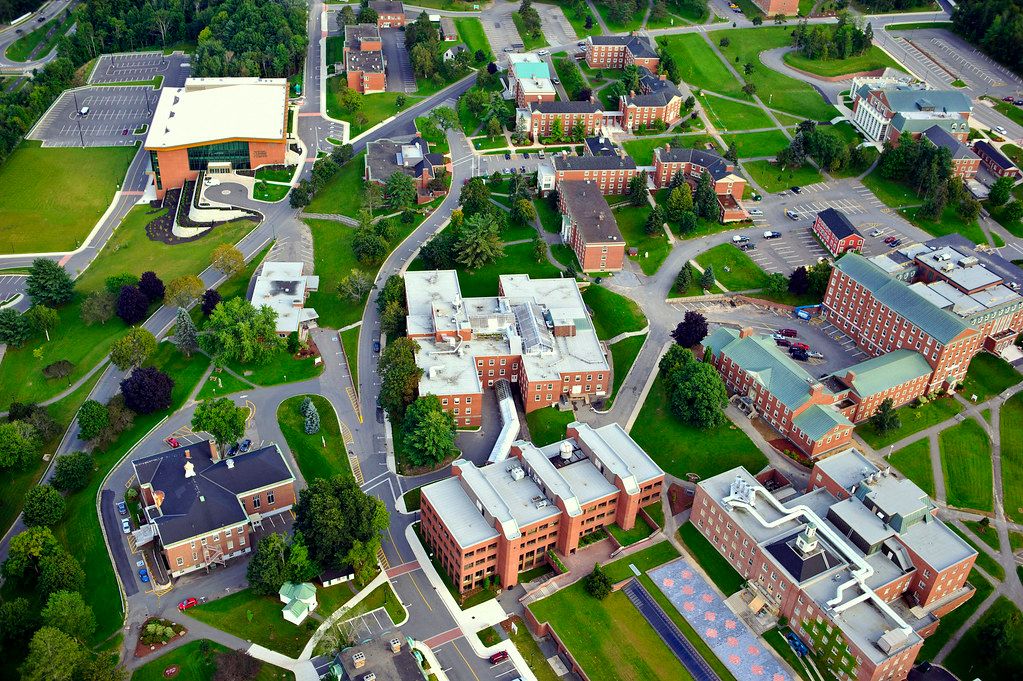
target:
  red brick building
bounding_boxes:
[419,422,664,593]
[132,440,296,578]
[652,144,749,222]
[558,180,626,272]
[922,125,980,180]
[344,24,386,94]
[404,271,610,427]
[370,0,405,27]
[692,448,977,681]
[366,136,451,203]
[551,150,638,195]
[619,69,684,132]
[515,76,556,107]
[813,208,864,257]
[973,140,1021,180]
[850,82,972,146]
[584,34,659,70]
[526,101,607,142]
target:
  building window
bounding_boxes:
[253,495,261,509]
[267,490,275,504]
[186,140,252,172]
[176,557,184,567]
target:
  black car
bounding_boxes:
[523,152,529,159]
[373,340,381,353]
[376,407,385,424]
[228,442,240,456]
[504,152,511,160]
[790,348,809,361]
[239,438,252,453]
[790,186,802,194]
[1016,100,1023,106]
[739,243,756,251]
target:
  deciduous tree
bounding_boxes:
[80,291,116,326]
[0,420,41,470]
[211,244,245,277]
[401,395,456,468]
[51,451,93,492]
[22,484,65,527]
[869,398,900,434]
[201,289,222,316]
[191,397,247,449]
[41,590,95,642]
[379,336,422,422]
[165,275,206,308]
[109,327,157,370]
[138,271,165,302]
[200,297,285,365]
[672,311,708,348]
[120,367,174,415]
[18,626,83,681]
[115,285,149,324]
[337,269,374,302]
[585,563,612,600]
[25,304,59,341]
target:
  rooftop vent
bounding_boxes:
[226,458,235,469]
[184,461,196,478]
[560,441,573,460]
[510,466,526,481]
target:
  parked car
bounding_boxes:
[749,209,763,216]
[78,106,90,116]
[1015,99,1023,106]
[228,442,240,456]
[790,349,809,361]
[121,519,131,534]
[739,243,756,251]
[1004,96,1015,102]
[763,230,781,239]
[489,651,509,665]
[808,351,824,359]
[775,338,791,347]
[239,439,252,453]
[523,152,529,159]
[752,194,762,201]
[537,49,549,56]
[138,568,150,583]
[552,78,560,84]
[577,41,586,46]
[731,234,750,243]
[122,128,129,135]
[373,340,381,353]
[883,236,897,244]
[520,165,526,173]
[790,186,802,194]
[376,406,384,424]
[786,632,809,657]
[779,328,798,337]
[772,333,785,341]
[792,342,810,351]
[890,239,902,247]
[538,150,545,158]
[996,126,1008,135]
[117,501,127,516]
[870,228,883,237]
[785,209,800,220]
[178,598,198,611]
[504,152,511,160]
[165,436,180,448]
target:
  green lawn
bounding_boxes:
[582,284,647,340]
[278,394,353,482]
[553,56,586,101]
[782,46,899,78]
[888,439,935,497]
[592,0,644,32]
[512,12,548,50]
[195,369,253,401]
[631,376,767,479]
[303,218,375,328]
[254,181,291,202]
[743,160,823,193]
[983,96,1023,129]
[903,203,986,245]
[861,167,922,208]
[562,3,602,39]
[960,352,1021,403]
[131,639,294,681]
[346,582,406,624]
[884,21,952,31]
[608,334,646,407]
[409,241,562,297]
[1000,392,1023,523]
[325,35,344,66]
[918,569,993,661]
[256,166,297,183]
[677,522,747,595]
[855,396,963,449]
[695,243,770,291]
[341,325,360,386]
[0,141,137,253]
[940,418,994,512]
[4,12,74,61]
[225,348,323,386]
[403,486,422,512]
[455,18,493,61]
[326,80,412,137]
[507,616,564,681]
[551,244,581,270]
[944,596,1023,680]
[963,519,1001,553]
[699,94,775,132]
[188,588,315,658]
[0,206,255,409]
[721,130,791,159]
[656,34,743,97]
[525,407,576,446]
[306,152,366,217]
[947,524,1004,581]
[534,197,562,234]
[708,27,838,121]
[607,520,655,546]
[622,135,718,165]
[861,168,987,243]
[614,204,671,276]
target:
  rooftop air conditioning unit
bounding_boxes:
[510,467,526,481]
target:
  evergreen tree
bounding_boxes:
[675,264,693,293]
[695,170,718,220]
[304,400,321,435]
[700,265,716,290]
[174,308,198,357]
[300,396,313,417]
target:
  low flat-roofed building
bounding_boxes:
[365,135,451,202]
[813,207,864,256]
[144,78,288,199]
[336,634,423,681]
[558,180,625,272]
[419,422,663,592]
[249,261,319,339]
[404,271,609,427]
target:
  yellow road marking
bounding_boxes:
[347,387,363,423]
[407,571,433,612]
[245,400,256,426]
[451,641,480,681]
[387,526,405,563]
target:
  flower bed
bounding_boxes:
[134,617,188,658]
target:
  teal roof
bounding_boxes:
[284,599,310,618]
[279,581,316,602]
[793,404,852,442]
[834,254,971,345]
[706,328,823,410]
[837,349,933,397]
[512,62,550,80]
[703,326,739,356]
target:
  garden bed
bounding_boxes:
[133,618,188,659]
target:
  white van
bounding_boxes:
[79,106,90,116]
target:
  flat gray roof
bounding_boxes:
[898,516,975,572]
[421,476,500,548]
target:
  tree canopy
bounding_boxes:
[401,395,457,468]
[191,398,248,449]
[199,297,286,365]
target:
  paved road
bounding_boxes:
[0,0,77,71]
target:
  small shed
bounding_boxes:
[279,581,318,625]
[319,566,356,587]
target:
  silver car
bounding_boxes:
[121,519,131,534]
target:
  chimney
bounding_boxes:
[184,461,196,478]
[738,326,754,339]
[209,441,221,463]
[629,90,635,97]
[844,370,857,385]
[659,73,666,81]
[664,143,671,152]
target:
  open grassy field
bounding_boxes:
[188,588,315,658]
[940,418,993,512]
[614,204,670,275]
[581,284,647,340]
[855,396,962,449]
[708,27,838,121]
[631,376,767,479]
[743,159,823,194]
[559,0,602,39]
[888,439,935,497]
[608,334,646,407]
[534,197,562,233]
[656,34,744,98]
[303,219,370,328]
[326,80,410,137]
[306,152,366,217]
[525,406,576,447]
[721,130,790,159]
[195,368,252,400]
[948,524,1005,580]
[677,522,746,595]
[278,394,352,482]
[131,639,294,681]
[622,134,718,165]
[918,569,993,661]
[512,12,548,51]
[782,46,899,78]
[960,351,1021,403]
[695,243,770,291]
[0,206,254,409]
[0,141,137,253]
[944,597,1023,680]
[408,240,562,298]
[1000,392,1023,523]
[455,18,493,61]
[700,93,775,132]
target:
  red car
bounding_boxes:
[775,338,791,347]
[178,598,198,611]
[165,437,180,448]
[489,651,509,665]
[779,328,798,338]
[792,342,810,351]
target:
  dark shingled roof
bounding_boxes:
[346,50,384,73]
[922,125,978,161]
[553,153,636,171]
[531,100,602,114]
[765,531,844,583]
[973,140,1017,171]
[654,145,733,180]
[133,441,294,546]
[370,0,404,13]
[560,180,623,245]
[816,207,860,240]
[584,136,620,157]
[625,68,683,108]
[589,34,657,59]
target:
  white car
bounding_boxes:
[537,49,549,56]
[808,351,824,359]
[731,234,750,243]
[121,519,131,534]
[749,209,764,216]
[996,126,1008,136]
[870,228,883,237]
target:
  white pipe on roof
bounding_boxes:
[487,380,519,464]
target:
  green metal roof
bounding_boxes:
[793,404,852,442]
[279,581,316,602]
[834,254,971,345]
[703,326,739,356]
[706,329,823,410]
[837,349,933,397]
[512,62,550,80]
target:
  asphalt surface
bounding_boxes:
[101,489,140,598]
[88,51,191,87]
[381,28,416,93]
[0,0,78,71]
[30,85,156,147]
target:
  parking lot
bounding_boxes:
[89,51,191,87]
[30,85,156,147]
[381,29,416,93]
